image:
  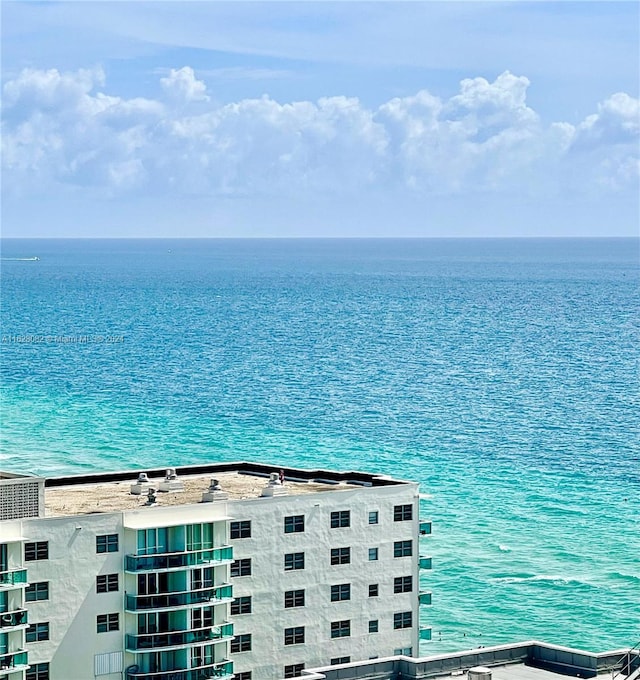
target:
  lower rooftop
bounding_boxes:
[301,640,640,680]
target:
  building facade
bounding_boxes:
[0,463,432,680]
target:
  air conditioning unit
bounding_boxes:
[468,667,492,680]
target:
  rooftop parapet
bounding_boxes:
[37,461,415,517]
[296,640,639,680]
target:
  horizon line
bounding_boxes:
[2,235,638,241]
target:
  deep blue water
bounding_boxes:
[1,238,639,654]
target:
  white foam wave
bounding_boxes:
[493,574,590,587]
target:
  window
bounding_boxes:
[231,558,252,577]
[330,547,350,565]
[368,511,379,525]
[235,674,252,680]
[331,657,350,665]
[97,613,119,633]
[394,504,413,521]
[284,515,305,533]
[330,511,350,528]
[96,574,119,593]
[394,647,412,656]
[25,542,48,561]
[137,527,169,555]
[230,521,251,539]
[393,611,412,629]
[284,664,305,678]
[185,523,214,551]
[231,633,252,653]
[330,583,350,602]
[192,608,213,629]
[330,620,351,638]
[25,582,49,601]
[394,576,413,593]
[284,590,305,608]
[368,547,378,561]
[393,540,413,557]
[26,622,50,642]
[96,534,119,554]
[369,584,379,597]
[284,626,305,645]
[369,620,379,633]
[26,663,50,680]
[191,567,214,590]
[231,596,252,615]
[284,552,305,571]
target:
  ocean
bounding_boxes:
[1,237,638,655]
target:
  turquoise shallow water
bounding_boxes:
[1,238,639,654]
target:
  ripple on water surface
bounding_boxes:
[1,238,639,654]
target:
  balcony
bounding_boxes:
[419,521,432,536]
[418,591,432,605]
[126,623,234,652]
[126,547,233,573]
[0,568,28,588]
[419,556,432,570]
[0,651,29,673]
[125,660,233,680]
[0,609,28,629]
[419,627,432,641]
[125,586,233,612]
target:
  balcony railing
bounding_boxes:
[126,547,233,573]
[419,627,432,641]
[126,623,234,651]
[419,591,432,605]
[0,609,28,628]
[419,556,432,570]
[419,521,432,535]
[126,660,233,680]
[0,651,29,671]
[0,568,28,587]
[125,586,233,612]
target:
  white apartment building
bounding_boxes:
[0,462,432,680]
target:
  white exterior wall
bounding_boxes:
[19,502,231,680]
[21,512,126,680]
[227,482,421,679]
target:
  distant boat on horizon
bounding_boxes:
[1,256,40,261]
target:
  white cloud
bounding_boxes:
[564,92,640,190]
[2,67,638,199]
[3,67,104,116]
[160,67,209,103]
[2,68,163,192]
[573,92,640,147]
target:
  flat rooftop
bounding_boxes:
[41,461,410,517]
[436,665,610,679]
[304,641,635,680]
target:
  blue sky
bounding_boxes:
[1,1,638,237]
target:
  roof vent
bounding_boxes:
[159,468,184,493]
[260,471,288,498]
[202,478,228,503]
[468,667,492,680]
[144,488,158,506]
[130,472,151,495]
